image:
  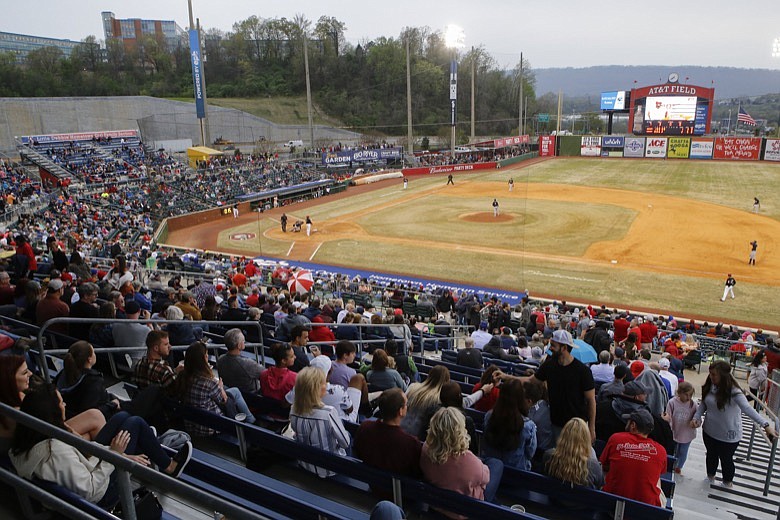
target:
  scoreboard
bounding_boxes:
[628,76,714,137]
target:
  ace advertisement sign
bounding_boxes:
[645,137,668,158]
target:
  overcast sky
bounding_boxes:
[3,0,780,70]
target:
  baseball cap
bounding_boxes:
[479,321,488,330]
[621,408,654,433]
[551,329,574,348]
[623,380,647,397]
[125,300,141,315]
[630,361,645,378]
[47,279,64,292]
[588,320,596,328]
[614,347,625,358]
[61,272,73,282]
[658,358,670,369]
[309,355,332,376]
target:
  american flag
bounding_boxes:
[738,107,756,126]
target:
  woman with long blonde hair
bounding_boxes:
[401,365,450,438]
[544,418,603,488]
[290,366,351,478]
[420,407,503,513]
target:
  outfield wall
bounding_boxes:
[547,135,780,161]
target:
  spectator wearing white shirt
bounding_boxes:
[470,321,493,350]
[657,358,678,397]
[590,350,614,384]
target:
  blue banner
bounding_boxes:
[601,136,624,148]
[321,147,404,166]
[600,91,626,110]
[189,29,205,119]
[694,104,708,135]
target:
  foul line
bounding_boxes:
[309,242,323,261]
[286,243,295,257]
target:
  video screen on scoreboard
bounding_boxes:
[633,96,708,136]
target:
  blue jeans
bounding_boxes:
[95,411,171,469]
[226,387,256,424]
[675,441,691,470]
[482,457,504,503]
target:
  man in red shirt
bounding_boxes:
[613,313,630,344]
[600,408,667,507]
[36,279,70,333]
[629,318,643,351]
[639,316,658,351]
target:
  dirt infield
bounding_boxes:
[164,162,780,329]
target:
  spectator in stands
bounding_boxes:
[216,328,265,394]
[335,312,360,340]
[10,384,192,506]
[583,320,611,354]
[384,338,418,384]
[763,338,780,378]
[67,252,92,282]
[286,355,362,422]
[177,341,255,436]
[133,330,181,391]
[483,335,522,363]
[46,236,69,272]
[663,382,697,475]
[524,329,596,442]
[192,276,217,309]
[112,300,151,366]
[13,234,36,278]
[612,313,629,344]
[165,305,202,349]
[329,340,357,389]
[595,380,674,453]
[402,365,451,438]
[175,291,202,321]
[456,337,483,369]
[89,302,116,348]
[69,282,100,341]
[620,331,641,360]
[747,351,768,403]
[367,349,407,392]
[290,366,351,478]
[109,291,126,319]
[309,310,337,347]
[200,295,220,321]
[693,361,777,487]
[544,418,603,489]
[600,409,667,507]
[0,355,105,453]
[355,388,422,497]
[36,279,70,333]
[639,315,658,351]
[598,365,630,402]
[634,363,670,416]
[57,341,120,419]
[420,407,503,514]
[471,366,501,412]
[103,255,133,291]
[438,381,478,454]
[288,324,313,373]
[481,379,537,470]
[590,350,614,385]
[657,358,678,396]
[470,321,492,350]
[260,344,298,403]
[0,271,14,306]
[524,379,553,459]
[19,280,42,323]
[221,295,246,323]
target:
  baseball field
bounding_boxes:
[165,157,780,329]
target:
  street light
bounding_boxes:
[445,25,465,158]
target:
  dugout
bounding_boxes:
[186,146,224,168]
[241,179,348,211]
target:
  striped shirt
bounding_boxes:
[290,405,351,477]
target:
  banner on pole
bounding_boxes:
[189,29,206,119]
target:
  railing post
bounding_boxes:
[613,499,625,520]
[392,477,403,508]
[116,468,137,520]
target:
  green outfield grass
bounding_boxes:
[212,159,780,328]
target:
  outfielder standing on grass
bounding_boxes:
[753,197,760,214]
[403,177,408,190]
[721,274,736,301]
[749,240,758,266]
[508,178,514,192]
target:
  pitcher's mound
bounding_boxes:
[460,212,515,223]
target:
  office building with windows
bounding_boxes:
[102,11,185,50]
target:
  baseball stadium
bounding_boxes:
[2,6,780,520]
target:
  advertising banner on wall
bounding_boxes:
[322,147,403,166]
[713,138,761,160]
[538,135,556,157]
[581,136,601,156]
[690,138,714,159]
[645,137,668,158]
[601,136,624,157]
[765,139,780,162]
[493,135,530,148]
[667,137,690,159]
[21,130,139,145]
[623,137,645,157]
[402,162,497,176]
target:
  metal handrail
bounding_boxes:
[0,401,266,520]
[36,318,266,379]
[743,382,779,497]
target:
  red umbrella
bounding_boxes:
[272,266,292,283]
[287,269,314,294]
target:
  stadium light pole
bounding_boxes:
[773,37,780,136]
[445,25,465,158]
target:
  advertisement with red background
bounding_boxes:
[402,162,497,176]
[538,135,556,157]
[713,138,761,160]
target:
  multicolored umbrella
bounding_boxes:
[287,269,314,294]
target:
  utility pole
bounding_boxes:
[518,52,523,136]
[187,0,210,147]
[406,38,413,158]
[304,34,314,150]
[470,47,475,142]
[556,90,562,135]
[197,18,210,147]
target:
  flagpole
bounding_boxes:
[736,101,741,135]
